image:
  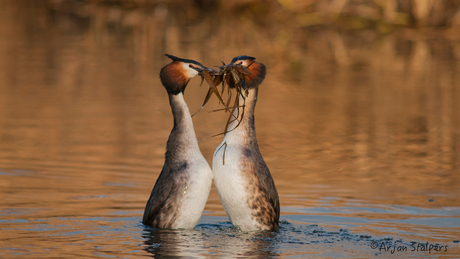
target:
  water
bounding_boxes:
[0,1,459,258]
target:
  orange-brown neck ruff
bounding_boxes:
[243,61,266,89]
[160,61,190,95]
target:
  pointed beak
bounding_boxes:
[191,65,206,75]
[219,62,252,75]
[221,62,244,70]
[193,65,219,76]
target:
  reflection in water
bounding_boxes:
[0,1,459,258]
[143,225,278,258]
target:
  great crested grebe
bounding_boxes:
[142,54,213,229]
[212,56,280,231]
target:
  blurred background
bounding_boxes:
[0,0,459,258]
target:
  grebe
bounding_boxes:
[142,54,213,229]
[212,56,280,231]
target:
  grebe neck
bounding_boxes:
[225,88,258,142]
[166,93,200,160]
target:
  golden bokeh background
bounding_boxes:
[0,0,459,257]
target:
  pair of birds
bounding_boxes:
[142,54,279,231]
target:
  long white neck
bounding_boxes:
[166,93,201,160]
[223,88,258,145]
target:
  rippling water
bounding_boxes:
[0,1,459,258]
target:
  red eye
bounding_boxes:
[189,64,193,68]
[239,62,243,65]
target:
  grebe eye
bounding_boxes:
[239,61,243,65]
[189,64,194,68]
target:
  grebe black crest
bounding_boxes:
[142,54,212,229]
[212,56,280,231]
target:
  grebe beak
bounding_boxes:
[190,65,204,74]
[192,65,218,76]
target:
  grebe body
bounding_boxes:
[213,56,280,231]
[142,54,212,229]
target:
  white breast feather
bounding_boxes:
[212,131,261,231]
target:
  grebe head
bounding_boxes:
[230,55,266,89]
[160,54,204,95]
